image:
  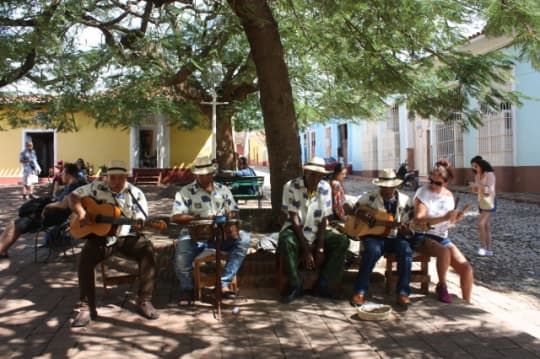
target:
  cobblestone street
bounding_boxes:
[0,178,539,358]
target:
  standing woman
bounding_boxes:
[330,163,348,222]
[469,156,496,256]
[19,140,41,200]
[413,159,473,303]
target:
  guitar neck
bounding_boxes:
[94,215,137,226]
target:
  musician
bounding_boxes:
[349,169,414,307]
[172,156,250,304]
[0,163,84,260]
[413,159,473,303]
[68,160,159,327]
[278,157,350,303]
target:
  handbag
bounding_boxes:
[478,192,495,210]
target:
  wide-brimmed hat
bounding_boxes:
[106,160,128,175]
[303,157,330,174]
[372,168,403,187]
[191,156,217,175]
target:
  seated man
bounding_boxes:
[348,169,414,307]
[172,156,251,304]
[69,160,159,327]
[0,163,85,260]
[278,157,350,303]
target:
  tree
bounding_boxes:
[2,0,540,213]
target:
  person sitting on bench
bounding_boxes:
[0,163,85,260]
[348,169,414,307]
[278,156,350,303]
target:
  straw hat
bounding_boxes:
[191,156,217,175]
[303,157,330,174]
[372,168,403,187]
[106,160,128,175]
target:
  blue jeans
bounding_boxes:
[173,229,250,290]
[354,236,412,296]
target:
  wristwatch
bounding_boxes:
[317,247,324,253]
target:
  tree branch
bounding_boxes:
[0,49,36,87]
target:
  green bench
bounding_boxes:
[214,175,265,208]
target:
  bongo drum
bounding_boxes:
[187,220,214,242]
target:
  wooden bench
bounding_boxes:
[132,168,163,186]
[214,175,265,208]
[384,253,430,294]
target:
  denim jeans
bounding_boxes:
[173,229,250,290]
[354,236,412,296]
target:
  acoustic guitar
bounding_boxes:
[343,205,399,238]
[70,197,167,239]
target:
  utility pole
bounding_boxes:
[201,89,228,160]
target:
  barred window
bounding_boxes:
[436,115,464,168]
[477,102,514,166]
[381,104,400,169]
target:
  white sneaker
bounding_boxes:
[485,250,493,256]
[477,248,486,256]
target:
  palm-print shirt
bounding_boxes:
[172,180,239,218]
[281,177,332,244]
[73,181,148,237]
[19,149,39,175]
[355,190,413,238]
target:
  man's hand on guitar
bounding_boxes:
[397,223,413,237]
[131,219,144,232]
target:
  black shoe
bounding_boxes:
[29,194,38,200]
[281,286,303,304]
[0,253,9,260]
[179,289,195,306]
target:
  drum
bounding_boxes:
[187,219,241,241]
[187,220,215,242]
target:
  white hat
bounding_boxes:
[106,160,128,175]
[303,157,330,174]
[191,156,217,175]
[372,168,403,187]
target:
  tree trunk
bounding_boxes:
[227,0,302,213]
[216,108,236,170]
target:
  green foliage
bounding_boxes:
[0,0,539,131]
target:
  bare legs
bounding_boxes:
[417,239,473,303]
[477,212,492,252]
[0,221,20,255]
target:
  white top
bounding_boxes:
[172,180,239,218]
[281,177,333,244]
[414,185,454,238]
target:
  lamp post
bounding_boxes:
[201,88,228,160]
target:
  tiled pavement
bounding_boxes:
[0,183,539,358]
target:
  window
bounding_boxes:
[381,104,400,169]
[325,127,332,157]
[477,102,514,166]
[436,116,464,168]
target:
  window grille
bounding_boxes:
[435,116,464,168]
[477,102,514,166]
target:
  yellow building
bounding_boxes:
[0,109,212,183]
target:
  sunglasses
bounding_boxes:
[429,178,444,186]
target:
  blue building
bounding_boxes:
[300,34,540,193]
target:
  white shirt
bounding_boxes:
[73,181,148,237]
[281,177,333,244]
[172,180,239,217]
[414,185,454,238]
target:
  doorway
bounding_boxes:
[139,129,157,168]
[23,131,54,177]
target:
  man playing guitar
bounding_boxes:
[68,160,159,327]
[348,169,414,307]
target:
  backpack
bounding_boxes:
[18,197,52,218]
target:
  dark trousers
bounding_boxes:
[78,234,156,311]
[278,227,350,287]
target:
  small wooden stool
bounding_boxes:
[193,252,238,301]
[384,253,430,294]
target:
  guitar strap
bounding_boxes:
[127,186,148,219]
